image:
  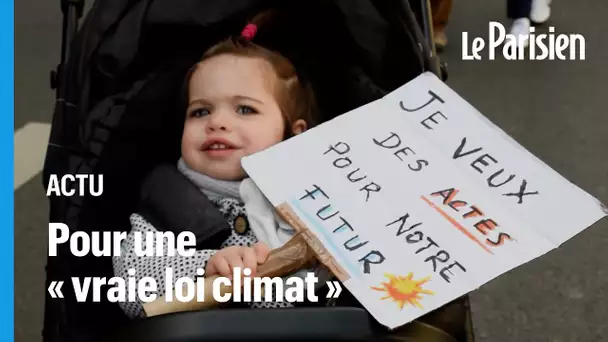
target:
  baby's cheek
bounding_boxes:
[252,138,282,155]
[181,137,197,155]
[183,125,205,144]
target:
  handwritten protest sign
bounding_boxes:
[241,72,607,329]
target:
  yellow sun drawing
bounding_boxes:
[371,272,434,310]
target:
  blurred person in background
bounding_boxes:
[508,0,552,47]
[431,0,453,50]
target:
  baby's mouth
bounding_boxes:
[201,139,237,151]
[200,139,239,157]
[206,143,232,150]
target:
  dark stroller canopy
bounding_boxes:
[43,1,430,341]
[69,0,426,111]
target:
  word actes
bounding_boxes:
[426,187,513,251]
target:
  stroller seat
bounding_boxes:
[111,305,469,342]
[111,307,377,341]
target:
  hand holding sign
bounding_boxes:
[242,72,607,329]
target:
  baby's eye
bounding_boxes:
[236,105,257,115]
[190,108,210,118]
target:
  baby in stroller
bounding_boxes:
[46,1,473,340]
[113,10,332,319]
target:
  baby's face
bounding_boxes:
[182,54,286,181]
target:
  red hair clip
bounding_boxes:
[241,24,258,40]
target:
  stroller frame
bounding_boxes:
[44,1,469,341]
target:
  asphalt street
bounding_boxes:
[15,1,608,341]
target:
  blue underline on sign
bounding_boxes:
[289,199,361,279]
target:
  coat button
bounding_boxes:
[234,215,249,235]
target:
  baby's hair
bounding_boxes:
[183,10,318,138]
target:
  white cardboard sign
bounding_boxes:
[241,72,607,329]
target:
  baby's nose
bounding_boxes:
[208,124,227,131]
[207,112,230,131]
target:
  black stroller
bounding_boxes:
[43,0,471,341]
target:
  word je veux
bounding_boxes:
[400,90,539,205]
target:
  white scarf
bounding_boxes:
[177,158,331,292]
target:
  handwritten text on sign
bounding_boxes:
[242,72,607,329]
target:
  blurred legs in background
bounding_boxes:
[507,0,532,47]
[507,0,552,48]
[530,0,552,23]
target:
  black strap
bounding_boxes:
[137,163,231,249]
